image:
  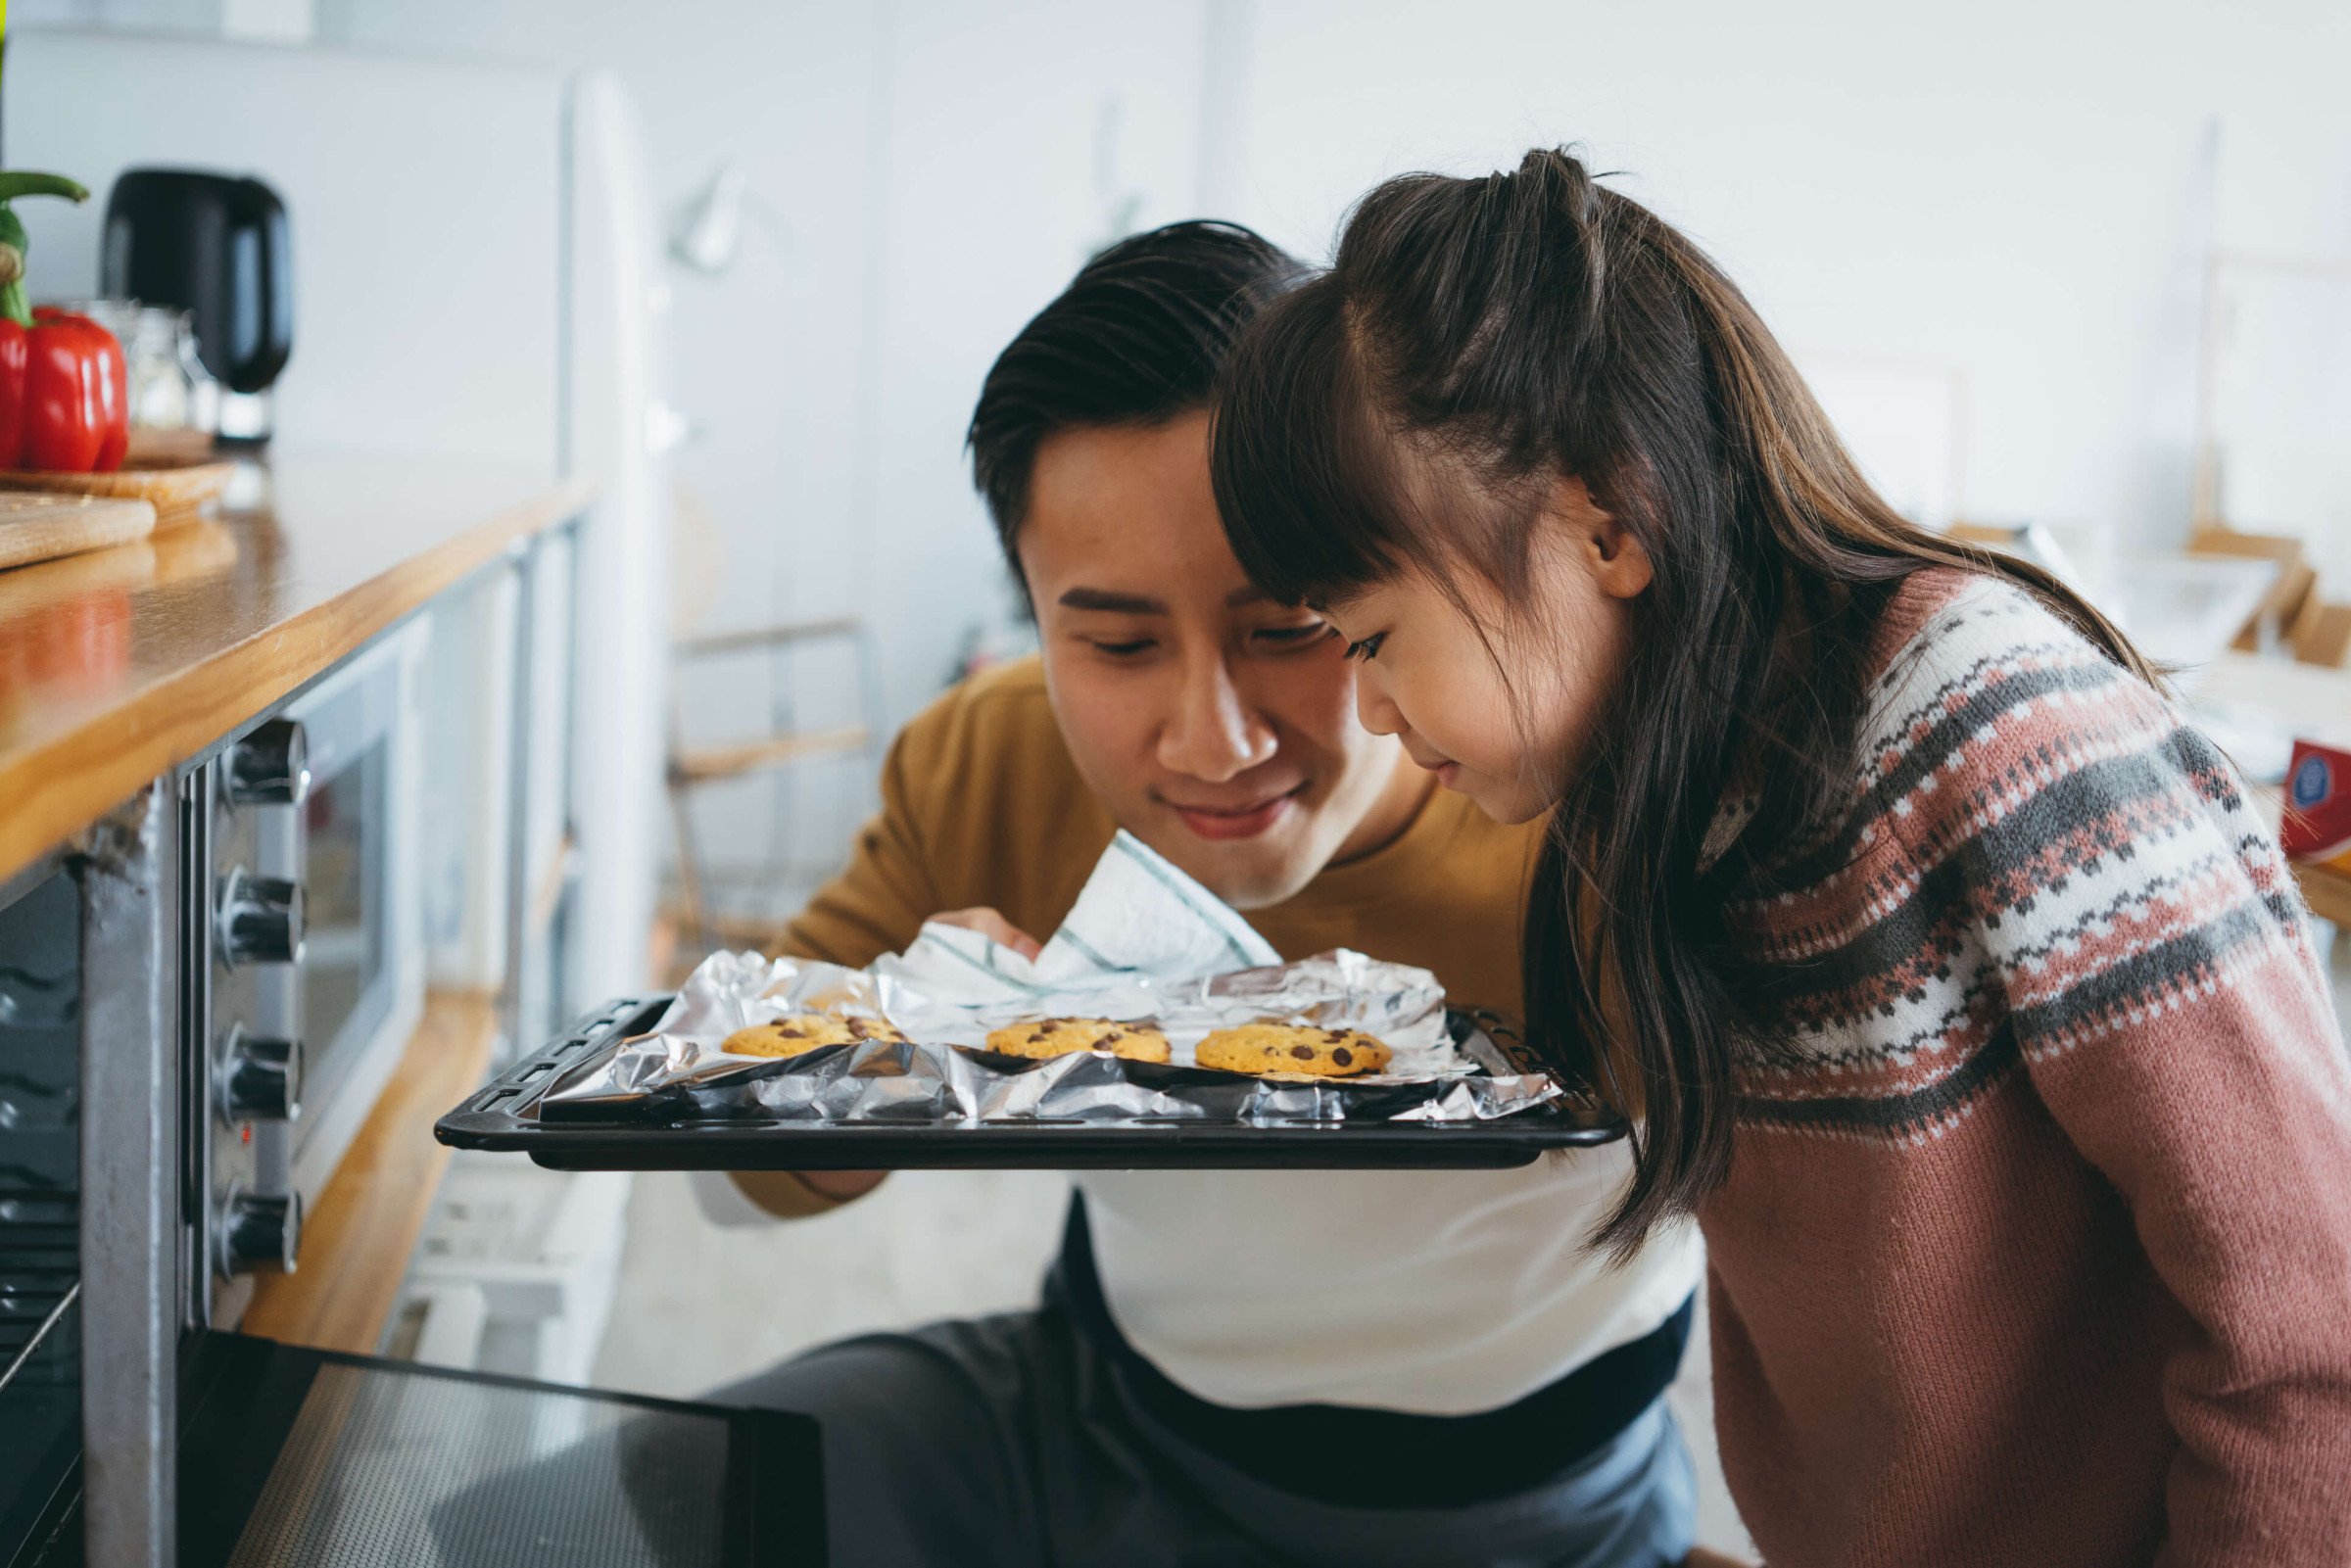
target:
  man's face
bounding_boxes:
[1018,410,1416,909]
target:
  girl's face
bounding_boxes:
[1319,477,1653,826]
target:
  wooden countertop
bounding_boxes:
[0,451,594,882]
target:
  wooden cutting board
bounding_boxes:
[0,455,236,526]
[0,492,158,572]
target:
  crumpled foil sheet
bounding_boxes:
[539,947,1565,1126]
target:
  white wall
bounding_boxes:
[429,0,2349,890]
[1220,0,2351,550]
[22,0,2348,887]
[6,29,567,469]
[309,0,1214,894]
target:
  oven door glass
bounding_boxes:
[295,736,390,1123]
[0,870,83,1568]
[174,1333,823,1568]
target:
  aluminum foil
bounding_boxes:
[539,946,1566,1126]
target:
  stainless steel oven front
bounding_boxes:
[192,622,425,1325]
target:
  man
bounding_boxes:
[703,222,1703,1566]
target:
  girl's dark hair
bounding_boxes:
[1210,148,2159,1259]
[967,219,1305,581]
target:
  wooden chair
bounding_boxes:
[664,488,882,953]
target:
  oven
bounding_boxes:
[191,625,426,1327]
[1,631,824,1566]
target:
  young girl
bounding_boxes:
[1209,148,2351,1566]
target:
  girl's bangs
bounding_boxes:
[1210,280,1418,608]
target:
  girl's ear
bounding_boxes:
[1554,476,1655,599]
[1592,523,1655,599]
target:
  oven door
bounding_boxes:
[0,868,83,1568]
[11,1330,824,1567]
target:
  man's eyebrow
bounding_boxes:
[1224,585,1280,608]
[1057,587,1168,614]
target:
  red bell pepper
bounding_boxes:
[0,309,131,471]
[0,171,130,473]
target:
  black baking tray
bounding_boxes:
[436,996,1626,1171]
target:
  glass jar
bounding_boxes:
[44,299,218,436]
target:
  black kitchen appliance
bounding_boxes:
[98,169,293,446]
[0,739,825,1566]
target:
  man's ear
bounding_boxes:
[1554,476,1653,599]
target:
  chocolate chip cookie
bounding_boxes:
[721,1013,907,1058]
[983,1017,1173,1064]
[1194,1023,1391,1078]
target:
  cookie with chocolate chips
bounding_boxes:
[1194,1022,1392,1078]
[983,1017,1173,1064]
[721,1013,907,1058]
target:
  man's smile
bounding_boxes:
[1158,781,1311,841]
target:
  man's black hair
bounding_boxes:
[966,219,1305,583]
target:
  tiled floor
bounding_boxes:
[592,1166,1755,1555]
[592,1167,1068,1401]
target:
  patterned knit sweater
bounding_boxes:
[1704,569,2351,1567]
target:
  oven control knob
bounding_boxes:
[216,1189,302,1278]
[217,1027,303,1123]
[225,718,311,807]
[217,870,305,967]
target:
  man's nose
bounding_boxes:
[1158,654,1277,782]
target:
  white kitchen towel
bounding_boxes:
[873,830,1281,1014]
[866,831,1456,1069]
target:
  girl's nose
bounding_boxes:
[1354,668,1404,738]
[1158,654,1278,781]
